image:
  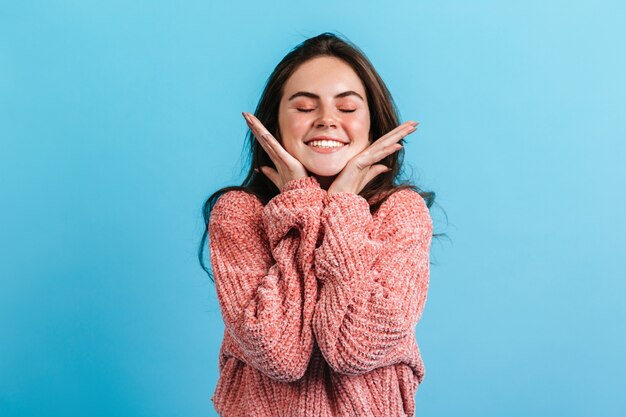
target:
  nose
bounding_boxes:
[315,107,337,128]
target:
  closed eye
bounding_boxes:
[297,108,356,113]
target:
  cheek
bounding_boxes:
[281,114,310,135]
[279,119,305,153]
[344,115,371,137]
[278,113,302,147]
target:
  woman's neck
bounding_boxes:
[311,174,336,191]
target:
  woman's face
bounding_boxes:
[278,56,371,182]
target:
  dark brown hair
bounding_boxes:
[198,32,445,281]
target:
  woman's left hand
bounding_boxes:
[327,121,419,195]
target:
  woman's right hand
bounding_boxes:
[243,112,309,191]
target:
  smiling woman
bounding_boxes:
[276,56,373,188]
[198,32,442,417]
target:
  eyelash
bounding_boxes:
[297,108,356,113]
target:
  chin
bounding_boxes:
[305,166,342,177]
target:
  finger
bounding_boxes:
[375,142,404,163]
[364,164,392,185]
[358,124,415,165]
[244,113,277,147]
[244,113,294,164]
[376,121,415,142]
[357,135,407,170]
[243,113,275,154]
[376,122,418,148]
[366,121,418,161]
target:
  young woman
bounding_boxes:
[199,32,438,417]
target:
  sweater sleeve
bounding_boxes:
[312,189,433,375]
[208,176,325,382]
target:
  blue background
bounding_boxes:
[1,1,624,416]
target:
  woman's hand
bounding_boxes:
[243,112,309,192]
[327,121,419,196]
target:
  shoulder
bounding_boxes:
[382,188,430,214]
[211,190,264,225]
[377,188,432,230]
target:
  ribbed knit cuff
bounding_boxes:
[262,176,326,251]
[281,176,321,193]
[314,192,381,285]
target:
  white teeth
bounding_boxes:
[307,140,345,148]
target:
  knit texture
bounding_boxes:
[208,176,432,417]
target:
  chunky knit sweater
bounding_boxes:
[208,175,432,417]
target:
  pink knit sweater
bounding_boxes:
[208,175,432,416]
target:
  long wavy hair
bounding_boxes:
[198,32,446,281]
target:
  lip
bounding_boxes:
[304,135,349,144]
[306,143,346,154]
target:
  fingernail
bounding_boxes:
[254,168,259,173]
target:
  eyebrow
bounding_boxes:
[287,90,365,102]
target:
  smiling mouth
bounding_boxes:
[306,141,347,154]
[306,140,347,149]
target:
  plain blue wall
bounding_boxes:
[1,1,624,416]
